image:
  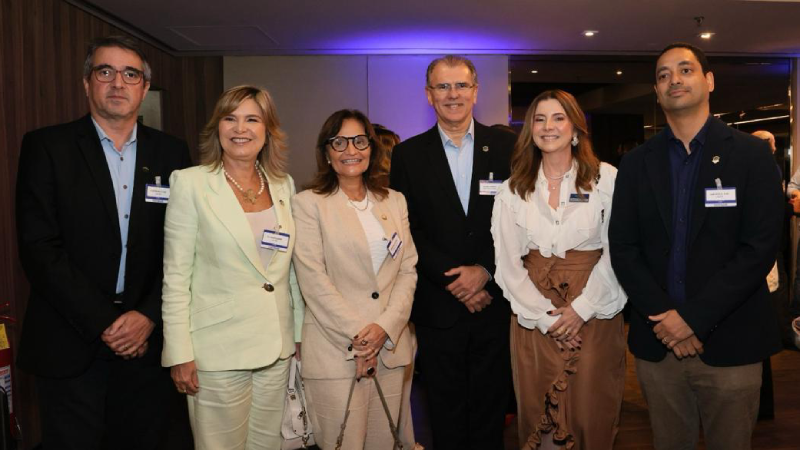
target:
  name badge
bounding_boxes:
[705,188,736,208]
[569,193,590,203]
[145,184,170,204]
[387,232,403,259]
[479,180,502,196]
[261,230,290,252]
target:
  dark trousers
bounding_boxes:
[415,310,511,450]
[37,350,176,450]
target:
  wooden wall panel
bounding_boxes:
[0,1,222,447]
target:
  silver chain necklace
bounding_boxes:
[348,196,370,211]
[222,161,265,204]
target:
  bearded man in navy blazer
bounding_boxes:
[390,55,514,450]
[609,43,783,450]
[16,36,191,449]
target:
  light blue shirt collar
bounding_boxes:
[437,119,475,149]
[91,117,138,150]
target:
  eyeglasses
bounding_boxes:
[427,82,476,95]
[92,65,145,85]
[327,135,371,152]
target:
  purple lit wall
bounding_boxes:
[224,55,510,188]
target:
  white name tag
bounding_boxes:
[261,230,290,252]
[387,232,403,259]
[145,184,170,204]
[705,187,736,208]
[479,180,502,196]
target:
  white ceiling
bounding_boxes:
[82,0,800,56]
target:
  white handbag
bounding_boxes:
[281,358,315,449]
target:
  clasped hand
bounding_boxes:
[351,323,388,379]
[546,305,584,350]
[101,311,154,359]
[445,265,492,313]
[649,309,704,359]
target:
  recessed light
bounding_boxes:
[583,30,598,37]
[699,32,714,39]
[616,70,623,76]
[531,70,538,74]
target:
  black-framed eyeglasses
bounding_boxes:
[427,82,476,94]
[327,135,371,152]
[92,65,145,85]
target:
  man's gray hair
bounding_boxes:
[426,55,478,86]
[83,35,152,82]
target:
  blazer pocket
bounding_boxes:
[190,301,234,331]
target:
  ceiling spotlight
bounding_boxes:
[616,70,623,76]
[699,32,714,39]
[583,30,598,37]
[531,70,538,74]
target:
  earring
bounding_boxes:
[571,135,579,147]
[326,159,331,165]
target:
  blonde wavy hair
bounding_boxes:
[199,85,288,178]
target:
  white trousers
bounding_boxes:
[187,358,290,450]
[305,360,404,450]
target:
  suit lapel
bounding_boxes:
[467,122,491,218]
[424,126,466,218]
[76,115,121,242]
[644,132,673,239]
[206,167,269,279]
[127,125,155,250]
[370,192,398,276]
[263,173,291,275]
[688,119,732,248]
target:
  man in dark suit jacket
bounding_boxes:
[390,55,514,450]
[609,43,782,450]
[16,36,191,450]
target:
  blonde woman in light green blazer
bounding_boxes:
[161,85,303,449]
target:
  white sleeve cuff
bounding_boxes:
[535,312,558,334]
[570,296,597,322]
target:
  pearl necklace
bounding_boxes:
[223,162,265,204]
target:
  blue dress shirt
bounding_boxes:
[666,117,710,304]
[438,119,475,214]
[92,118,138,294]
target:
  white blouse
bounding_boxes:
[244,206,278,270]
[490,162,626,334]
[349,197,388,275]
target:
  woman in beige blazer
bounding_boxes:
[162,85,304,449]
[292,109,418,449]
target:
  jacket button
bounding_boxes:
[263,283,274,292]
[559,282,569,289]
[371,292,379,299]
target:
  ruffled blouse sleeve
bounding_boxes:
[569,163,628,321]
[491,182,558,333]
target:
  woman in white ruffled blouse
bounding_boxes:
[491,90,627,450]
